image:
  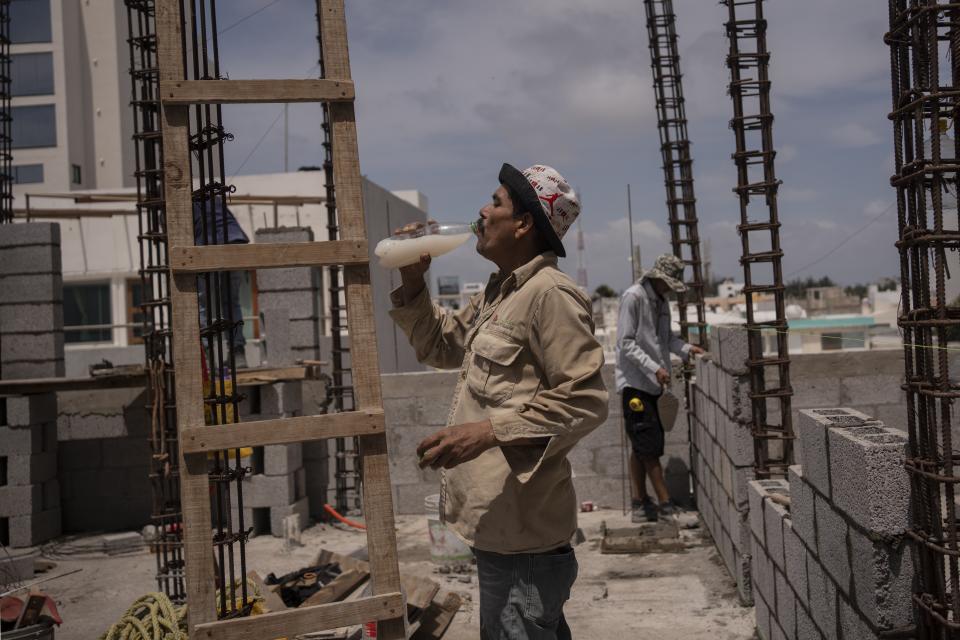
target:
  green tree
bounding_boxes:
[594,284,617,299]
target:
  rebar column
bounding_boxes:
[887,2,960,635]
[643,0,708,349]
[0,0,11,225]
[316,0,361,514]
[723,0,794,478]
[126,0,185,602]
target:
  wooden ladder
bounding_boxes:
[155,1,405,637]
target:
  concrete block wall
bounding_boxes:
[380,363,692,516]
[234,381,310,536]
[0,393,61,547]
[56,387,152,533]
[254,227,321,363]
[0,223,65,380]
[689,352,755,605]
[748,408,915,639]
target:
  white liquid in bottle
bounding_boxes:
[375,223,475,268]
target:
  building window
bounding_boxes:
[12,105,56,149]
[126,280,144,345]
[820,332,844,351]
[64,283,112,344]
[10,0,51,44]
[12,164,43,184]
[11,52,53,96]
[71,164,81,184]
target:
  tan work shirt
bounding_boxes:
[389,252,608,553]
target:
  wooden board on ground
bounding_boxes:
[411,589,462,640]
[600,520,686,554]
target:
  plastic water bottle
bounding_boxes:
[374,222,477,268]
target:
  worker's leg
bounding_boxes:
[642,456,671,505]
[629,451,647,502]
[475,546,578,640]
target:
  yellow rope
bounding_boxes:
[99,593,187,640]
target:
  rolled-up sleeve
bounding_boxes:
[489,285,608,443]
[388,285,477,370]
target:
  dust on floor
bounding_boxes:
[23,509,756,640]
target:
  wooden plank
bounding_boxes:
[169,239,368,273]
[411,590,462,640]
[155,0,217,632]
[180,410,385,453]
[299,568,368,607]
[159,78,355,104]
[30,192,326,206]
[193,592,404,640]
[321,2,404,638]
[15,208,136,219]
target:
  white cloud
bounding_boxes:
[831,123,884,148]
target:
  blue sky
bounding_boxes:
[215,0,897,293]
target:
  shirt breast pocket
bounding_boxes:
[467,332,524,406]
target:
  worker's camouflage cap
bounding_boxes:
[642,254,687,293]
[499,163,579,258]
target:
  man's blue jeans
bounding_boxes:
[474,546,578,640]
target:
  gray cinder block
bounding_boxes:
[9,507,60,548]
[259,308,292,367]
[264,443,303,476]
[735,553,753,606]
[238,472,298,509]
[814,493,851,593]
[259,382,303,418]
[725,416,754,467]
[752,540,777,606]
[257,290,318,321]
[6,394,58,427]
[0,222,60,248]
[797,408,877,499]
[796,603,823,640]
[755,589,773,640]
[255,266,317,293]
[0,303,63,334]
[784,519,809,608]
[828,425,909,536]
[269,496,309,537]
[748,480,768,547]
[765,496,789,570]
[838,596,877,640]
[287,318,320,350]
[0,484,43,516]
[0,244,61,275]
[254,226,313,244]
[0,425,43,455]
[714,325,750,375]
[0,274,63,304]
[775,568,797,640]
[788,466,816,550]
[0,333,64,363]
[806,557,838,640]
[5,451,57,485]
[1,360,64,379]
[848,527,915,630]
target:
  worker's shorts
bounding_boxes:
[621,387,665,459]
[474,545,577,640]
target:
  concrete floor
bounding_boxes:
[17,509,756,639]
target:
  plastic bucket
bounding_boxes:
[424,494,472,564]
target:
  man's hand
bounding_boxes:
[393,220,436,304]
[689,345,705,356]
[417,420,498,470]
[656,367,671,387]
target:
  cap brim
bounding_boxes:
[648,272,687,292]
[498,163,566,257]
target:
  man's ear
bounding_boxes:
[515,212,535,238]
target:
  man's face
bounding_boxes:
[651,278,673,298]
[476,184,525,262]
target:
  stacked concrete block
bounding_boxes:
[56,387,152,532]
[0,223,64,379]
[234,380,309,536]
[255,227,321,363]
[749,408,916,640]
[1,393,61,547]
[690,344,756,605]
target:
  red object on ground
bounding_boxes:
[323,503,366,530]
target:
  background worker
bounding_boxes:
[389,163,608,640]
[615,254,704,523]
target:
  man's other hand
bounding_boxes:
[417,420,497,470]
[689,345,705,356]
[656,367,671,387]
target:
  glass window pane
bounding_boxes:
[11,52,53,96]
[64,283,111,343]
[12,104,56,149]
[13,163,43,184]
[10,0,51,44]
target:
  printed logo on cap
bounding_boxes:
[522,164,579,242]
